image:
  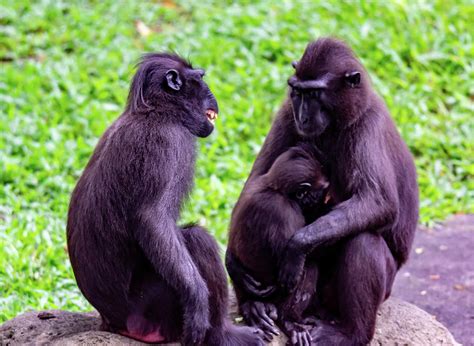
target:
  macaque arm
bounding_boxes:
[293,120,400,253]
[293,183,398,254]
[136,203,209,308]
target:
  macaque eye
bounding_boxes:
[344,71,361,88]
[309,90,321,98]
[296,190,307,200]
[292,87,301,96]
[295,182,312,199]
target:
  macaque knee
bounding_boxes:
[181,225,225,278]
[181,224,222,263]
[345,234,394,285]
[182,224,229,324]
[342,233,395,277]
[344,232,381,252]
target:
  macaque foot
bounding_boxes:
[301,316,319,326]
[293,289,313,305]
[241,301,279,342]
[282,320,313,346]
[309,322,353,346]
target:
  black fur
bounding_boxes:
[67,53,262,346]
[228,38,419,345]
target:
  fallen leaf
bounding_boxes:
[135,20,152,37]
[454,284,465,291]
[429,274,440,280]
[162,0,177,8]
[38,312,56,320]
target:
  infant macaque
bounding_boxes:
[227,144,332,344]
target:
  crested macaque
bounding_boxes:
[67,53,263,345]
[227,145,331,345]
[228,38,419,345]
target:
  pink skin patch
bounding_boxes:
[119,329,165,343]
[119,314,166,343]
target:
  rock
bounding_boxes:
[0,310,160,346]
[0,296,458,345]
[369,298,458,345]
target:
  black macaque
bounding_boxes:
[227,145,332,345]
[228,38,419,346]
[67,53,263,346]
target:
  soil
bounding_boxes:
[392,214,474,345]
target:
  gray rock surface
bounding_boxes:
[0,297,457,345]
[369,298,458,346]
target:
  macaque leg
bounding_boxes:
[117,225,227,343]
[119,225,262,345]
[278,265,318,346]
[181,225,229,329]
[311,233,397,346]
[182,225,263,345]
[116,261,183,343]
[121,224,221,343]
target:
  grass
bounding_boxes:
[0,0,473,322]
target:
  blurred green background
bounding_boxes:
[0,0,473,321]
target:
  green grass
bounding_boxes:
[0,0,473,322]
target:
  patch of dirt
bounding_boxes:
[393,214,474,345]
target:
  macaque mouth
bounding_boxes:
[206,109,218,125]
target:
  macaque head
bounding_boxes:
[288,38,370,137]
[127,53,219,138]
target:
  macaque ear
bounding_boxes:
[291,60,298,69]
[165,69,182,91]
[344,71,361,88]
